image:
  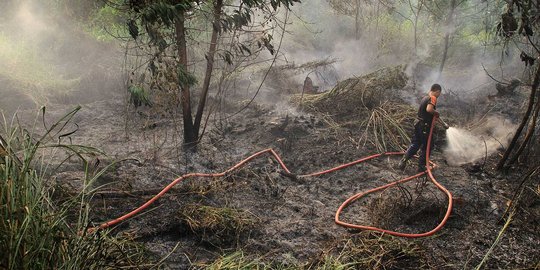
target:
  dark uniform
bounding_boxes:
[403,95,438,171]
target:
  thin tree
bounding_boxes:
[407,0,426,56]
[495,0,540,170]
[327,0,375,40]
[438,0,457,77]
[175,9,197,144]
[121,0,300,148]
[194,0,223,139]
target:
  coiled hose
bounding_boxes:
[90,117,452,238]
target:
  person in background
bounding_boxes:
[398,83,449,172]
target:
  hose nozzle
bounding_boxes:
[439,118,450,129]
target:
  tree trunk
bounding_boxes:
[414,20,418,56]
[438,34,450,76]
[496,63,540,170]
[175,12,197,146]
[354,0,360,40]
[375,1,380,32]
[193,0,224,139]
[507,91,540,166]
[438,0,456,77]
[412,0,423,56]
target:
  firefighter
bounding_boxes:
[398,83,449,172]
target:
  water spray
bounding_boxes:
[443,117,515,165]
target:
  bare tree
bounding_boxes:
[327,0,386,40]
[193,0,224,140]
[495,0,540,170]
[407,0,426,56]
[438,0,458,77]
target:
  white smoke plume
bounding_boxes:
[444,116,516,165]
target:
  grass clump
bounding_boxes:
[203,252,268,270]
[357,102,415,152]
[309,232,431,270]
[179,204,256,244]
[0,107,152,269]
[201,252,297,270]
[200,233,430,270]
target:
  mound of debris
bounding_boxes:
[289,65,413,152]
[292,66,408,120]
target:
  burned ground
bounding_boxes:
[17,68,540,269]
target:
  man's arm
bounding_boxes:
[426,104,438,117]
[426,104,449,128]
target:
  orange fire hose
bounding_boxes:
[90,117,452,238]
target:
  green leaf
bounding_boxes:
[239,43,252,55]
[177,65,198,88]
[128,85,151,106]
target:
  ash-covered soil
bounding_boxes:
[22,88,540,269]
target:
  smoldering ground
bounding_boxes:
[2,1,539,269]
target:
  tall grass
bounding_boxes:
[0,107,151,269]
[358,103,415,152]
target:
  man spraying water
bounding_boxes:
[398,84,450,172]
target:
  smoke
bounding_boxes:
[283,0,414,83]
[444,116,516,165]
[0,0,123,116]
[283,0,528,102]
[16,2,48,34]
[220,0,522,117]
[278,0,514,97]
